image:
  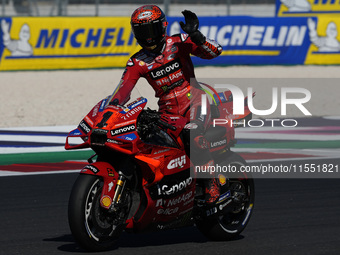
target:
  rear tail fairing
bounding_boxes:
[196,83,255,155]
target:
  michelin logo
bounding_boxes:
[170,22,307,47]
[280,0,311,12]
[1,20,33,56]
[308,18,340,52]
[279,0,340,13]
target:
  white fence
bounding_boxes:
[1,0,275,17]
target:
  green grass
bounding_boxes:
[0,150,94,165]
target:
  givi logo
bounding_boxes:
[167,155,186,169]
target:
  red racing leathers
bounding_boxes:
[110,32,223,204]
[109,33,222,123]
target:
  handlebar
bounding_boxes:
[138,109,177,134]
[157,119,177,131]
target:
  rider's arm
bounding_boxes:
[108,58,142,105]
[188,35,222,59]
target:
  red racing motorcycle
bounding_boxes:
[65,88,255,252]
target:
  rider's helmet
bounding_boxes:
[131,5,168,53]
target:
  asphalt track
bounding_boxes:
[1,117,339,254]
[1,158,340,255]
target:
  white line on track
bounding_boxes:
[0,169,80,177]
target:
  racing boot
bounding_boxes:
[195,159,221,207]
[204,177,220,205]
[189,131,221,208]
[194,176,220,220]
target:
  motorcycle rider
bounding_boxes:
[108,5,222,205]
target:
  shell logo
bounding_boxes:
[100,195,112,208]
[218,174,227,186]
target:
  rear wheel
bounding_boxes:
[68,174,131,251]
[196,152,255,240]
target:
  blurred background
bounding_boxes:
[1,0,276,17]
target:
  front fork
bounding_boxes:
[80,158,132,213]
[110,175,127,212]
[106,174,131,236]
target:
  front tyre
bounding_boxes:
[68,174,122,251]
[196,152,255,241]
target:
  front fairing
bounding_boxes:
[65,97,148,154]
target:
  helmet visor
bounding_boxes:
[132,20,166,47]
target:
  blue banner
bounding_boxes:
[168,16,311,65]
[1,16,339,70]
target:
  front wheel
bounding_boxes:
[68,174,130,251]
[196,152,255,241]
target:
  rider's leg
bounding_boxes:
[182,89,220,205]
[182,123,220,205]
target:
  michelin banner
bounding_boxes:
[0,16,339,71]
[0,17,140,71]
[171,16,311,65]
[170,16,340,65]
[276,0,340,16]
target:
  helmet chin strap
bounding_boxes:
[145,45,157,51]
[144,38,166,55]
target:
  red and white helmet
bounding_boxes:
[131,5,168,51]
